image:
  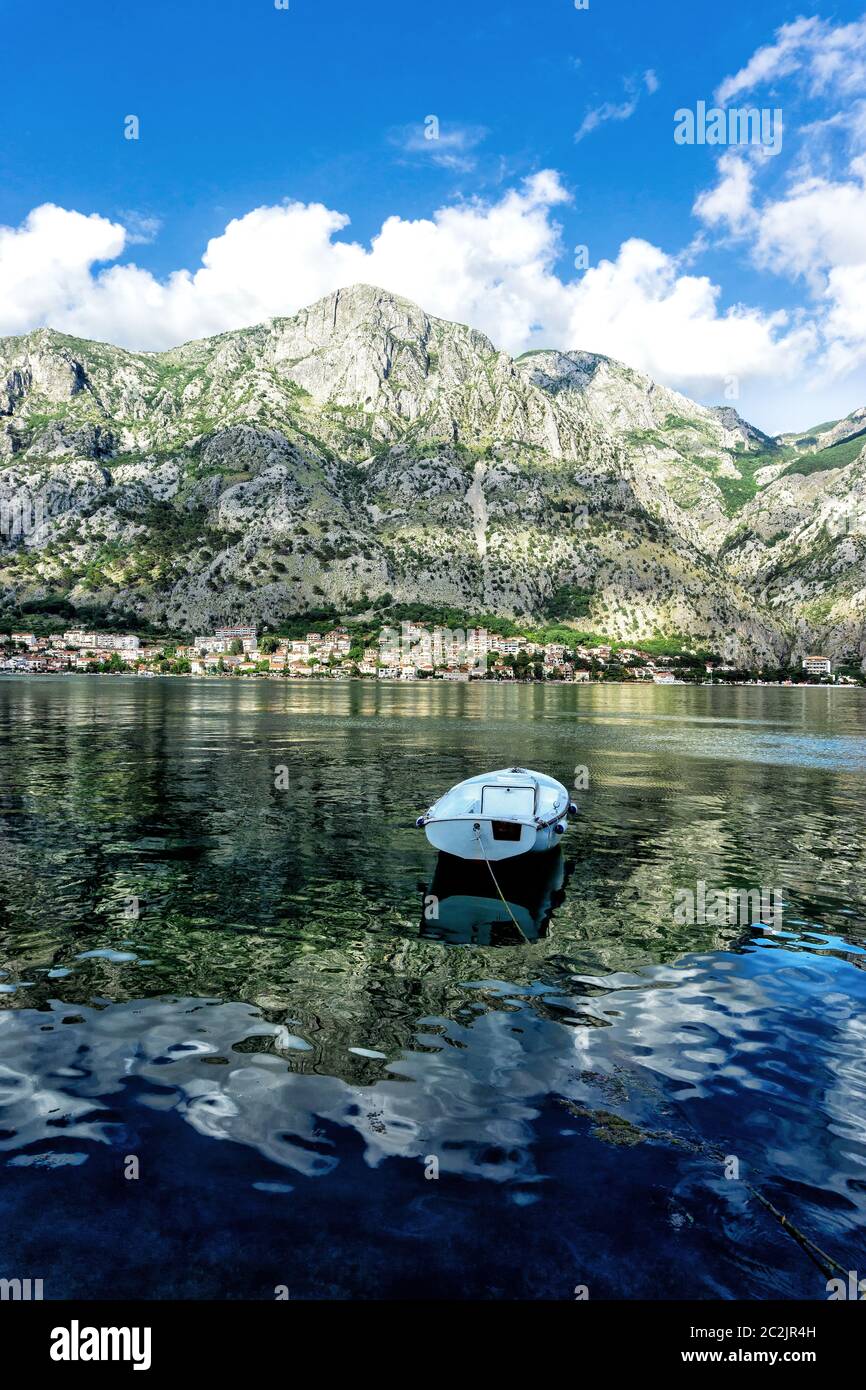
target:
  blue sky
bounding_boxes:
[1,0,865,431]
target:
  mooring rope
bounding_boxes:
[473,824,530,942]
[694,1140,854,1283]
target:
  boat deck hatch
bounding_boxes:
[481,785,536,817]
[491,820,523,841]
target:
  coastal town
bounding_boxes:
[0,621,857,685]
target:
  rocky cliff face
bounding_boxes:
[0,284,863,665]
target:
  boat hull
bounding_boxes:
[424,816,559,862]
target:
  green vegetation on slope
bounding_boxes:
[714,447,791,514]
[780,430,866,480]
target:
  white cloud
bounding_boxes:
[557,238,813,393]
[693,153,756,232]
[0,174,814,426]
[0,205,125,338]
[715,16,825,104]
[697,15,866,396]
[119,212,163,246]
[575,71,658,143]
[390,120,488,172]
[715,14,866,106]
[754,166,866,282]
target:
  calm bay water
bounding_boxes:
[1,674,865,1299]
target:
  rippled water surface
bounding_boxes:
[1,675,865,1299]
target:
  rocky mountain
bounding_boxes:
[0,283,864,666]
[778,407,866,455]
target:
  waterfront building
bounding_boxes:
[802,655,832,676]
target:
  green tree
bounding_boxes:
[513,650,532,680]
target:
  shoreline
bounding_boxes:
[1,671,861,691]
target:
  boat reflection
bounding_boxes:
[420,847,568,945]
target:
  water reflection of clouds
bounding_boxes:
[1,946,865,1213]
[0,998,562,1183]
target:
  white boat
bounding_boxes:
[416,767,576,862]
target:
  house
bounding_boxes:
[802,655,832,676]
[63,629,100,649]
[544,643,567,663]
[214,625,258,653]
[325,628,351,653]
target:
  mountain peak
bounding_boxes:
[708,405,774,450]
[278,283,430,334]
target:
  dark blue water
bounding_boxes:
[1,676,864,1299]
